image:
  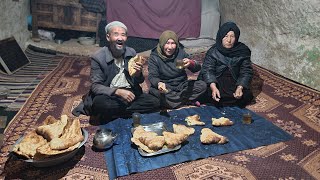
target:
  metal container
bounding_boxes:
[55,39,64,44]
[78,37,95,45]
[93,128,117,149]
[131,122,181,156]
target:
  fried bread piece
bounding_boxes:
[173,124,195,136]
[49,118,84,150]
[211,117,234,126]
[185,114,205,126]
[128,55,145,76]
[42,115,58,125]
[139,135,165,151]
[36,115,68,141]
[12,130,47,159]
[36,141,81,156]
[131,138,155,153]
[200,128,228,144]
[163,131,188,148]
[131,126,160,153]
[132,126,157,139]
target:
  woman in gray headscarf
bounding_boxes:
[148,30,207,109]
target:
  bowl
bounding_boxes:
[11,128,88,167]
[78,37,95,45]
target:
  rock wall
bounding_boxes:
[0,0,30,50]
[220,0,320,91]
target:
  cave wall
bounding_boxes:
[0,0,30,49]
[220,0,320,91]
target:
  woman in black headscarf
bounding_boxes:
[148,30,207,109]
[198,22,254,108]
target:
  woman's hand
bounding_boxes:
[210,83,220,102]
[233,86,243,99]
[182,58,191,68]
[158,82,168,93]
[115,89,135,102]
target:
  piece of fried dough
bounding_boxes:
[131,138,155,153]
[36,115,68,141]
[36,142,81,156]
[49,118,84,150]
[139,135,165,151]
[185,114,205,126]
[131,126,160,153]
[12,130,47,159]
[163,131,188,149]
[128,55,145,76]
[42,115,58,125]
[211,117,234,126]
[173,124,195,136]
[200,128,228,144]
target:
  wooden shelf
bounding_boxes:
[31,0,101,43]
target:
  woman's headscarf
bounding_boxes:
[156,30,179,60]
[215,22,251,57]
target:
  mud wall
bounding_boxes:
[0,0,30,49]
[220,0,320,91]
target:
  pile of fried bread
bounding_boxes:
[132,115,234,153]
[131,124,194,153]
[12,115,84,160]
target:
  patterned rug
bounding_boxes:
[0,53,319,179]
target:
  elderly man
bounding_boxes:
[73,21,159,119]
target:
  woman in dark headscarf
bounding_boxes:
[148,30,207,109]
[198,22,254,108]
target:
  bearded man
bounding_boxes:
[73,21,159,121]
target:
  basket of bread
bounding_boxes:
[11,115,88,167]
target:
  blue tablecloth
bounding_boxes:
[102,106,292,179]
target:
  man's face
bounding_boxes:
[107,26,127,56]
[163,39,177,56]
[222,31,235,49]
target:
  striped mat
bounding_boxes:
[0,47,62,111]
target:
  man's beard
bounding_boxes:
[110,40,126,58]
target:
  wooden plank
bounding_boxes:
[31,0,101,38]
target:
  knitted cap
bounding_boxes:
[105,21,128,33]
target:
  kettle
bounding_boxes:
[93,128,117,150]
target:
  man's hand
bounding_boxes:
[158,82,168,93]
[132,61,144,77]
[210,83,220,102]
[233,86,243,99]
[115,89,135,102]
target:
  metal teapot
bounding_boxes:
[93,128,117,150]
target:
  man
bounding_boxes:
[73,21,159,119]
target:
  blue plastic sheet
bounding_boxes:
[102,106,292,179]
